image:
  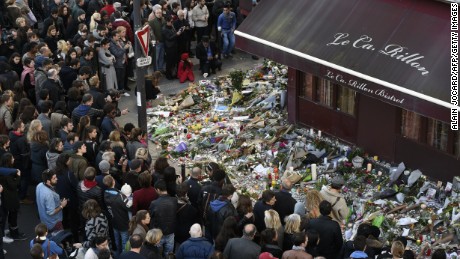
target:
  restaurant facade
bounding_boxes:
[236,0,459,181]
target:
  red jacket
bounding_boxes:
[132,187,158,214]
[100,5,115,17]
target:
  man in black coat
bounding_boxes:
[195,35,221,75]
[8,120,30,202]
[307,200,343,259]
[59,59,80,92]
[185,167,202,209]
[273,178,296,224]
[103,175,130,257]
[42,68,64,106]
[149,180,178,257]
[253,190,276,232]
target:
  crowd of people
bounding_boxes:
[0,0,452,258]
[1,0,241,94]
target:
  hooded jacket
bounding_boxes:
[9,131,30,172]
[207,197,237,239]
[104,188,130,231]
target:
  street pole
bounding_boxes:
[133,0,148,140]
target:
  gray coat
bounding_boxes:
[37,113,52,138]
[0,105,12,130]
[98,48,118,91]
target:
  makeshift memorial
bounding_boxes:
[146,59,460,249]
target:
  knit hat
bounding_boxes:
[121,183,132,196]
[99,160,110,173]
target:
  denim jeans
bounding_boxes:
[113,229,129,256]
[158,233,174,257]
[155,43,165,72]
[221,30,235,55]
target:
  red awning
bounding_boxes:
[235,0,456,122]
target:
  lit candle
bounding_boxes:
[309,129,314,135]
[367,163,372,172]
[311,164,317,181]
[378,171,382,176]
[374,156,378,161]
[318,130,322,138]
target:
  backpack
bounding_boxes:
[201,189,219,221]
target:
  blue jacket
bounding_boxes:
[30,239,63,259]
[217,11,236,31]
[101,116,117,141]
[176,237,214,259]
[36,182,62,230]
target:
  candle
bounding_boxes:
[374,156,378,161]
[318,130,322,138]
[333,161,337,169]
[377,171,382,176]
[309,129,314,135]
[324,157,328,164]
[289,166,294,172]
[366,163,372,172]
[311,164,317,181]
[301,137,307,143]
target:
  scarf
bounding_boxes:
[83,179,97,189]
[21,65,35,86]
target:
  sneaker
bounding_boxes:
[3,236,13,243]
[3,249,6,254]
[128,77,136,82]
[9,231,27,241]
[123,92,130,97]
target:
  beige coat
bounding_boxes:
[320,185,349,223]
[192,4,209,28]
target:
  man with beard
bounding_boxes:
[36,169,68,233]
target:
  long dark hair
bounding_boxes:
[214,216,237,252]
[54,153,70,175]
[0,153,14,168]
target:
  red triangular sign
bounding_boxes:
[135,25,150,56]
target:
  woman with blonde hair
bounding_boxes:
[89,12,101,32]
[140,228,163,258]
[264,209,284,248]
[56,40,70,62]
[305,189,323,219]
[27,119,42,142]
[108,130,125,160]
[391,241,405,259]
[283,214,301,251]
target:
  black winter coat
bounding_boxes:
[261,243,283,259]
[175,198,199,244]
[273,190,296,225]
[0,170,20,211]
[77,181,104,210]
[55,170,79,209]
[42,78,63,105]
[149,194,177,235]
[307,215,343,259]
[104,188,130,231]
[9,131,30,172]
[253,199,273,232]
[30,142,49,184]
